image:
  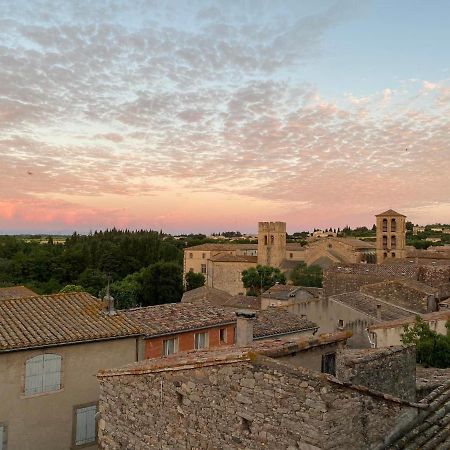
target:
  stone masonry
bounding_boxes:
[336,346,416,402]
[97,348,421,450]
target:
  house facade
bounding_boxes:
[0,292,142,450]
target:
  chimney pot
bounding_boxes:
[235,310,256,346]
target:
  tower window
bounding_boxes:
[391,218,397,232]
[271,235,274,245]
[392,252,396,258]
[391,235,396,249]
[382,218,388,232]
[264,235,268,245]
[382,236,388,249]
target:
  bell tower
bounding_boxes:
[376,209,406,263]
[257,222,286,267]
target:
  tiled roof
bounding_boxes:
[329,292,414,322]
[181,286,232,306]
[368,310,450,331]
[0,293,141,352]
[123,303,236,337]
[375,209,406,217]
[286,243,306,251]
[332,237,376,249]
[0,286,37,301]
[185,243,257,251]
[254,307,317,338]
[209,253,257,263]
[262,284,322,300]
[223,295,261,310]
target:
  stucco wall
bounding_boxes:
[98,356,417,450]
[0,337,140,450]
[144,324,236,359]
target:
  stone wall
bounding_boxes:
[335,346,416,402]
[98,356,418,450]
[207,260,257,296]
[419,265,450,288]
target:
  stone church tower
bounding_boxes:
[257,222,286,267]
[375,209,406,263]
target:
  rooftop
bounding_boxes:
[0,285,37,301]
[181,286,232,306]
[329,292,415,322]
[123,302,236,338]
[209,253,257,263]
[376,209,406,217]
[262,284,322,301]
[0,292,141,352]
[184,243,257,251]
[368,309,450,331]
[223,294,261,310]
[253,307,317,339]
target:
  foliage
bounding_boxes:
[241,265,286,296]
[138,262,183,306]
[289,263,323,287]
[185,271,206,291]
[99,272,142,310]
[401,317,450,368]
[59,284,84,293]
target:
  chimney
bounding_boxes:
[235,310,256,346]
[427,295,438,312]
[104,281,116,316]
[376,304,382,320]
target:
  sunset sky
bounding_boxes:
[1,0,449,234]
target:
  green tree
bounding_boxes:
[290,263,323,287]
[185,272,206,291]
[401,317,450,368]
[99,272,142,309]
[138,262,183,306]
[59,284,84,293]
[241,265,286,296]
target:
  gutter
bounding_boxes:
[253,326,319,341]
[142,321,237,340]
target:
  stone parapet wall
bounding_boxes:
[336,346,416,402]
[98,356,417,450]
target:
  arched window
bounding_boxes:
[382,218,388,232]
[391,218,397,232]
[264,235,268,245]
[382,236,388,249]
[25,354,61,396]
[392,252,396,258]
[391,235,397,249]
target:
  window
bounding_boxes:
[382,218,388,232]
[391,218,397,232]
[74,404,97,446]
[264,235,268,245]
[25,354,61,396]
[392,252,396,258]
[219,328,227,343]
[338,319,344,329]
[382,235,388,249]
[0,424,7,450]
[321,353,336,376]
[194,332,209,349]
[189,253,193,259]
[391,235,397,249]
[290,253,293,259]
[163,338,178,356]
[201,264,207,274]
[202,253,206,259]
[271,235,274,245]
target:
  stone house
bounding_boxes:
[0,292,142,450]
[96,335,424,450]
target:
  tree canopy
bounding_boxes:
[241,265,286,296]
[290,263,323,287]
[185,271,206,291]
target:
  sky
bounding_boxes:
[0,0,449,234]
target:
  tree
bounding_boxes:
[138,262,183,306]
[185,272,206,291]
[401,317,450,368]
[59,284,84,293]
[99,272,142,310]
[241,265,286,296]
[290,263,323,287]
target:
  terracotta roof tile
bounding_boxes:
[185,243,257,251]
[0,286,37,301]
[0,292,141,352]
[123,303,236,337]
[181,286,232,306]
[254,307,317,338]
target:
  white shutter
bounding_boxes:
[25,355,44,395]
[43,354,61,392]
[76,405,97,445]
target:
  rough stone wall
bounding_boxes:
[207,260,257,296]
[323,264,419,297]
[360,282,429,313]
[98,358,416,450]
[335,346,416,402]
